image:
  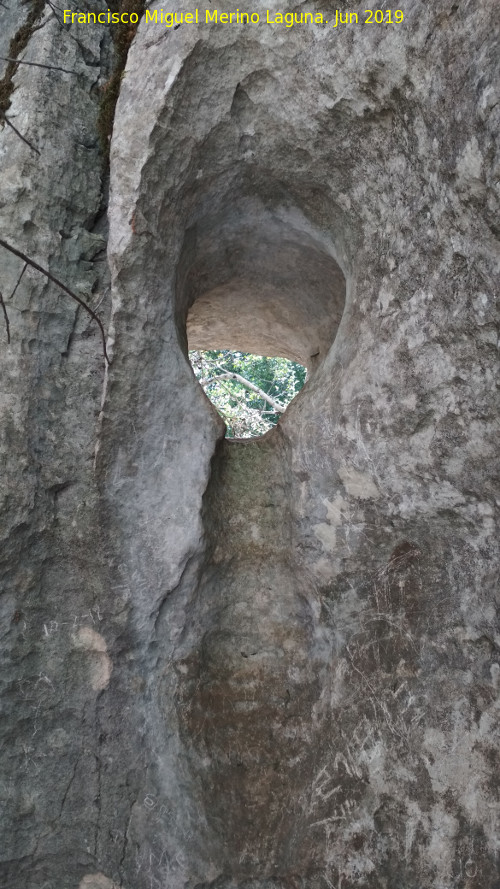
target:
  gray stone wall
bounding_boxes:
[1,1,499,888]
[0,3,113,887]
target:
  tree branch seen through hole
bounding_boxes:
[190,350,306,438]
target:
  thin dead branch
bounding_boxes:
[0,291,11,343]
[0,56,78,76]
[8,262,27,302]
[1,112,40,154]
[0,237,110,364]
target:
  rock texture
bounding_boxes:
[0,3,113,887]
[1,1,499,888]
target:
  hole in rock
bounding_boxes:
[179,196,347,438]
[189,348,306,438]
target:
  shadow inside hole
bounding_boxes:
[177,194,347,438]
[189,349,307,438]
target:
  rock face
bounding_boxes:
[1,2,499,888]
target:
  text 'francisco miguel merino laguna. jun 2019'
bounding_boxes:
[62,7,405,29]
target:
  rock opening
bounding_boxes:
[178,195,346,435]
[3,1,498,886]
[188,349,307,438]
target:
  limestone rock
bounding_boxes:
[0,1,499,888]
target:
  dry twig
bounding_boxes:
[8,262,27,302]
[0,291,10,343]
[0,237,110,363]
[1,112,40,154]
[0,56,78,76]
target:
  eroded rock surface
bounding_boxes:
[1,1,499,888]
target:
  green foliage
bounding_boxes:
[190,350,306,438]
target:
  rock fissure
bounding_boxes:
[96,0,146,155]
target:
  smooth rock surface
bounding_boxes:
[1,1,499,888]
